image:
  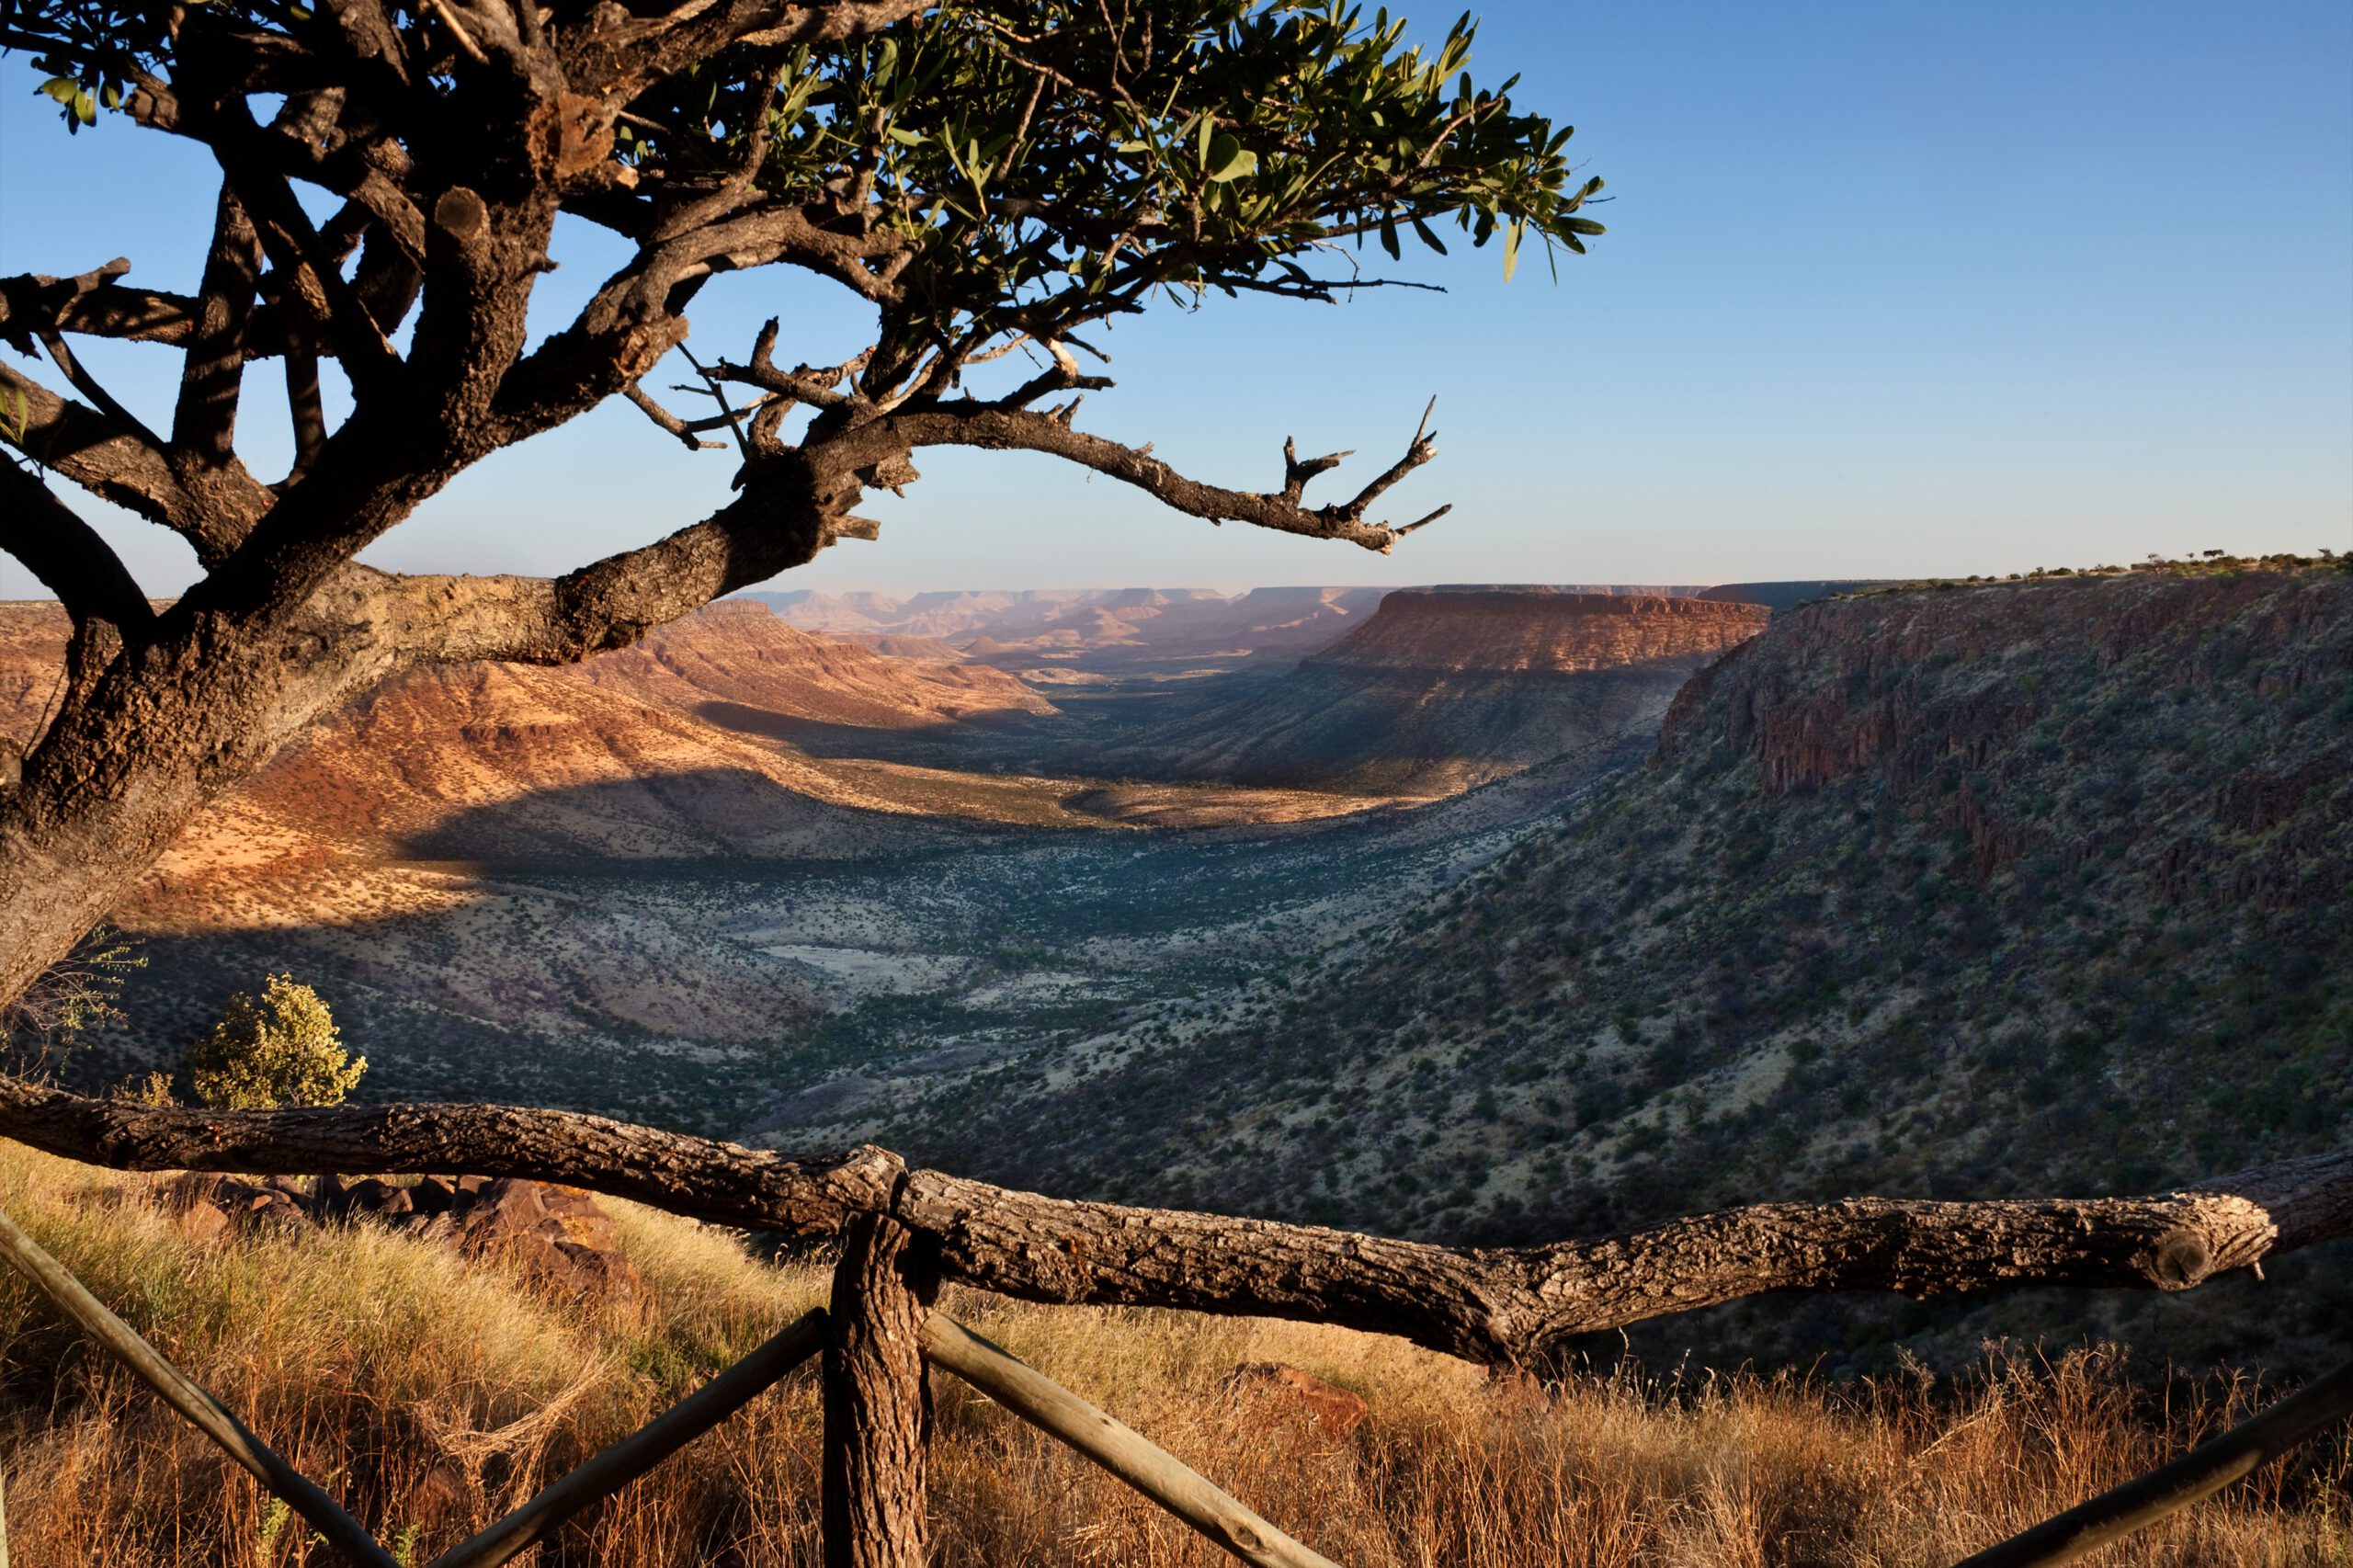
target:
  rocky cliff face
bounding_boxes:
[1313,590,1766,675]
[0,600,1059,859]
[1661,571,2352,898]
[1089,589,1768,795]
[899,565,2353,1371]
[752,585,1392,674]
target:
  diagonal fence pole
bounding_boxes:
[426,1307,829,1568]
[919,1311,1343,1568]
[0,1205,397,1568]
[1954,1356,2353,1568]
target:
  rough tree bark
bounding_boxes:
[824,1214,938,1568]
[2,1081,2344,1365]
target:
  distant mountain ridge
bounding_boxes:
[743,584,1717,674]
[1072,589,1768,796]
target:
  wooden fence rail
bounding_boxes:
[4,1085,2351,1565]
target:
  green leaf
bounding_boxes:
[1502,217,1522,281]
[1379,213,1401,260]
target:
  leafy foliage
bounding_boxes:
[187,973,367,1110]
[4,1,1600,408]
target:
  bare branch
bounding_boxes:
[624,382,725,450]
[34,329,163,451]
[0,462,154,636]
[0,259,308,365]
[282,344,329,482]
[714,321,865,410]
[873,398,1443,552]
[0,260,187,351]
[1279,436,1351,503]
[172,185,267,465]
[423,0,492,64]
[215,119,406,395]
[673,343,751,456]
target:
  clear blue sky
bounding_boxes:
[3,1,2348,599]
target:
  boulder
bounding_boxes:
[453,1177,638,1301]
[164,1174,313,1239]
[344,1177,412,1217]
[143,1169,639,1300]
[172,1193,233,1246]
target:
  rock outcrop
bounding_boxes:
[1084,588,1768,795]
[575,600,1054,730]
[1310,590,1767,675]
[165,1172,642,1298]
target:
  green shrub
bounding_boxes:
[187,974,367,1110]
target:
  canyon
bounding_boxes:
[2,582,1770,1124]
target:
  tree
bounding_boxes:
[0,0,1606,1007]
[186,973,367,1108]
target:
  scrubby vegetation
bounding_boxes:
[3,1140,2347,1566]
[874,565,2353,1374]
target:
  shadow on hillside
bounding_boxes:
[693,699,1075,767]
[388,765,983,863]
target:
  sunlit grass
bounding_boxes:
[2,1141,2344,1566]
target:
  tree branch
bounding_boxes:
[219,142,406,397]
[171,184,267,465]
[3,1079,2343,1367]
[0,362,242,553]
[560,0,936,102]
[624,382,724,450]
[0,259,196,352]
[874,398,1444,551]
[0,462,154,636]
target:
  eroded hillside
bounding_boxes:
[856,565,2351,1365]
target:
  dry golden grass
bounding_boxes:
[1,1140,2346,1567]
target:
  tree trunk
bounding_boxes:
[824,1213,936,1568]
[0,579,409,1007]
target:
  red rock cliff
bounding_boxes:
[1308,590,1768,676]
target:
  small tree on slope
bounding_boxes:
[188,974,367,1110]
[0,1,1605,1008]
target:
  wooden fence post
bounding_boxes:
[823,1213,936,1568]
